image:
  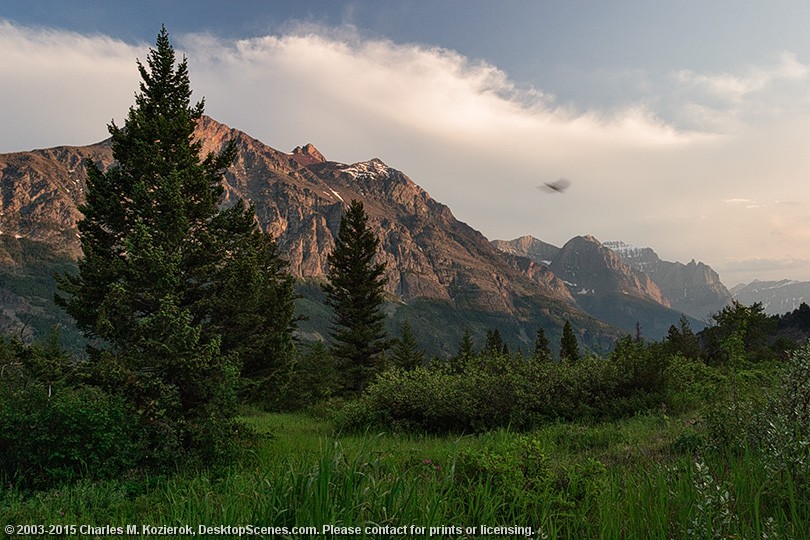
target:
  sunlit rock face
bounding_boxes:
[0,116,620,347]
[605,240,732,321]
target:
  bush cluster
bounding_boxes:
[0,339,138,487]
[704,342,810,497]
[337,339,672,433]
[0,334,246,487]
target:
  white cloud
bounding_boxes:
[0,21,143,150]
[670,51,810,136]
[723,198,764,209]
[723,198,756,205]
[183,27,696,155]
[675,51,810,102]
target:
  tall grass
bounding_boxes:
[2,412,808,538]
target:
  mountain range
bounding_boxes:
[730,280,810,316]
[491,235,716,337]
[602,241,732,321]
[0,116,764,353]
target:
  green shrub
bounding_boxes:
[456,434,554,497]
[702,342,810,507]
[0,374,138,487]
[455,433,606,514]
[335,366,476,432]
[665,354,726,413]
[337,345,672,434]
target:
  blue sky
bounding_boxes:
[4,2,810,287]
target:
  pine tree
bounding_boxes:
[483,328,509,356]
[450,328,475,373]
[391,320,424,371]
[664,315,701,359]
[457,328,475,359]
[532,327,552,361]
[197,214,298,405]
[56,28,294,465]
[323,199,388,394]
[560,320,581,362]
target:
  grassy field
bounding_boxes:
[2,410,807,539]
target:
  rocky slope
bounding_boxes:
[549,236,703,337]
[492,235,560,265]
[194,116,581,313]
[0,142,114,256]
[551,236,668,306]
[604,241,732,321]
[0,236,80,346]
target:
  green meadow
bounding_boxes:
[3,406,808,539]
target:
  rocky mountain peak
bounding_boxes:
[606,240,731,320]
[580,234,599,244]
[731,279,809,315]
[551,235,668,305]
[291,143,326,166]
[342,159,391,179]
[491,235,561,266]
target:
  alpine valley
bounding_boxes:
[0,117,738,354]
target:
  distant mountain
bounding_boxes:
[494,234,703,338]
[604,241,732,321]
[491,235,560,264]
[549,235,704,338]
[551,236,667,305]
[731,279,810,316]
[0,116,621,354]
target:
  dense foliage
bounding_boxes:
[337,339,671,433]
[0,338,138,488]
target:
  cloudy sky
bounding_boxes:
[4,1,810,286]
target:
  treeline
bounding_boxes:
[331,297,809,433]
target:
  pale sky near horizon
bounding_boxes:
[3,1,810,286]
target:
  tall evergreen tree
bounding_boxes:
[457,328,476,359]
[391,320,424,371]
[323,199,388,394]
[664,315,701,359]
[56,28,294,464]
[450,328,475,373]
[532,327,552,361]
[484,328,509,356]
[560,320,581,362]
[197,217,298,405]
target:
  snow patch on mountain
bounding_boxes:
[324,188,345,203]
[342,159,391,180]
[731,279,810,315]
